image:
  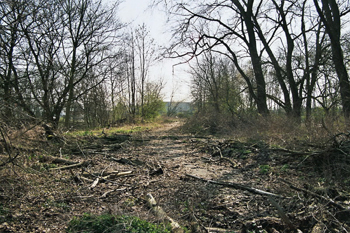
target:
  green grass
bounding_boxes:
[259,165,271,174]
[66,122,161,138]
[66,213,172,233]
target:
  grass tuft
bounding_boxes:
[66,213,172,233]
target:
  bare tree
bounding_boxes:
[61,0,123,128]
[157,1,269,115]
[190,51,242,117]
[0,0,35,123]
[313,0,350,118]
[135,23,156,118]
[3,0,124,128]
[155,0,347,122]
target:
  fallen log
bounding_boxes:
[185,174,285,198]
[146,193,183,233]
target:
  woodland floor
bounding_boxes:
[0,120,350,232]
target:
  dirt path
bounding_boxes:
[108,121,295,231]
[1,121,349,232]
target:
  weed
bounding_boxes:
[43,199,70,211]
[43,163,57,169]
[239,149,252,155]
[281,164,289,172]
[0,204,10,224]
[123,197,136,207]
[66,213,172,233]
[259,165,271,174]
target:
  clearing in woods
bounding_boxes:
[0,120,349,232]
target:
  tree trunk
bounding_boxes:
[314,0,350,118]
[234,0,269,115]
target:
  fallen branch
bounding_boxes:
[270,148,311,155]
[278,178,345,210]
[81,170,133,180]
[100,188,127,198]
[146,193,183,233]
[102,171,133,179]
[39,155,78,165]
[0,153,19,167]
[216,146,238,167]
[266,196,294,229]
[185,174,284,198]
[49,160,91,171]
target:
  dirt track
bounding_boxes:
[1,121,349,232]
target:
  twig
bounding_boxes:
[76,142,87,158]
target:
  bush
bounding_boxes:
[66,213,171,233]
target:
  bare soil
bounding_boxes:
[0,121,349,232]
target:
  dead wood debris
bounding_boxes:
[278,178,346,211]
[185,174,299,231]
